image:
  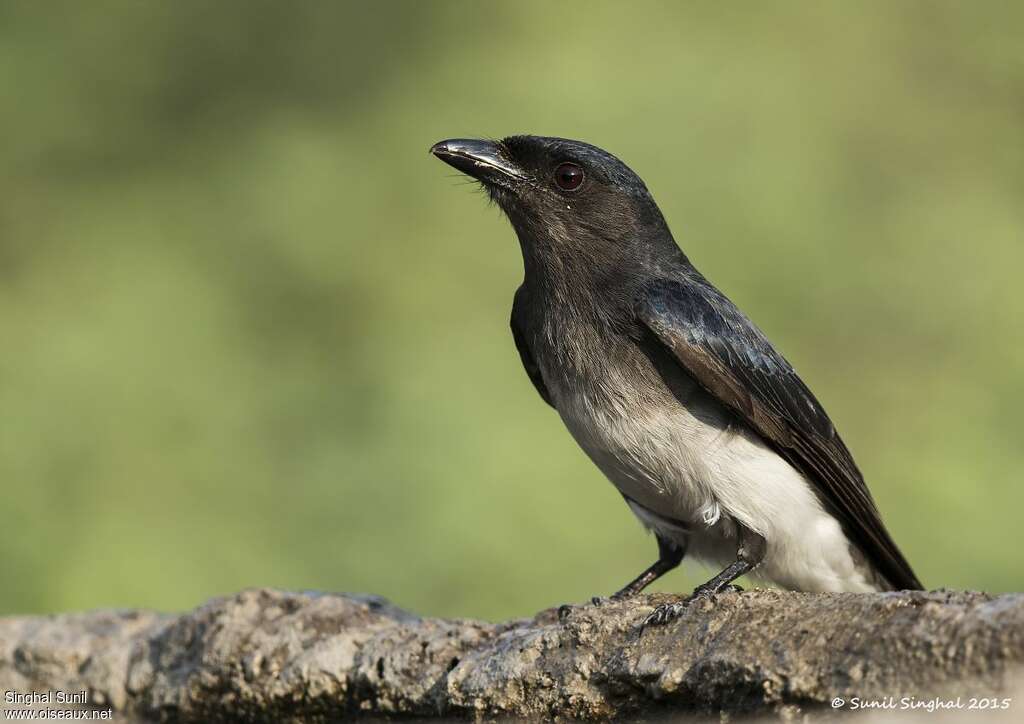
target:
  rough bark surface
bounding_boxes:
[1,588,1021,721]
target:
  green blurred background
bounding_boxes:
[1,1,1021,619]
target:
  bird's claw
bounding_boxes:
[641,601,688,629]
[640,583,743,630]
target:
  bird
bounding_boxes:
[430,135,922,627]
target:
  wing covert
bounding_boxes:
[640,275,922,590]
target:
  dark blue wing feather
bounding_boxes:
[640,272,922,591]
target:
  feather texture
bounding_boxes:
[639,270,922,590]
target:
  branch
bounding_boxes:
[1,589,1021,720]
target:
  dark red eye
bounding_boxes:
[554,162,584,191]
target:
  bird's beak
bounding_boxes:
[430,139,527,184]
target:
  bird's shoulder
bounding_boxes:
[638,270,837,441]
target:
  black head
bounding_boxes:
[431,135,679,280]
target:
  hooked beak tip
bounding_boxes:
[430,138,525,183]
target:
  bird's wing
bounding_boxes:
[638,273,921,590]
[511,305,554,408]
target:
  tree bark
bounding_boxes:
[1,588,1021,721]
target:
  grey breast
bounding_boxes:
[538,321,736,526]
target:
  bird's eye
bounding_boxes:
[554,162,584,191]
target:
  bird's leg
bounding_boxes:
[642,523,766,629]
[610,534,687,600]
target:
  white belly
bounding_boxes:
[553,373,879,593]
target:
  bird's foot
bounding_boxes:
[640,601,688,629]
[607,585,644,603]
[640,583,742,630]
